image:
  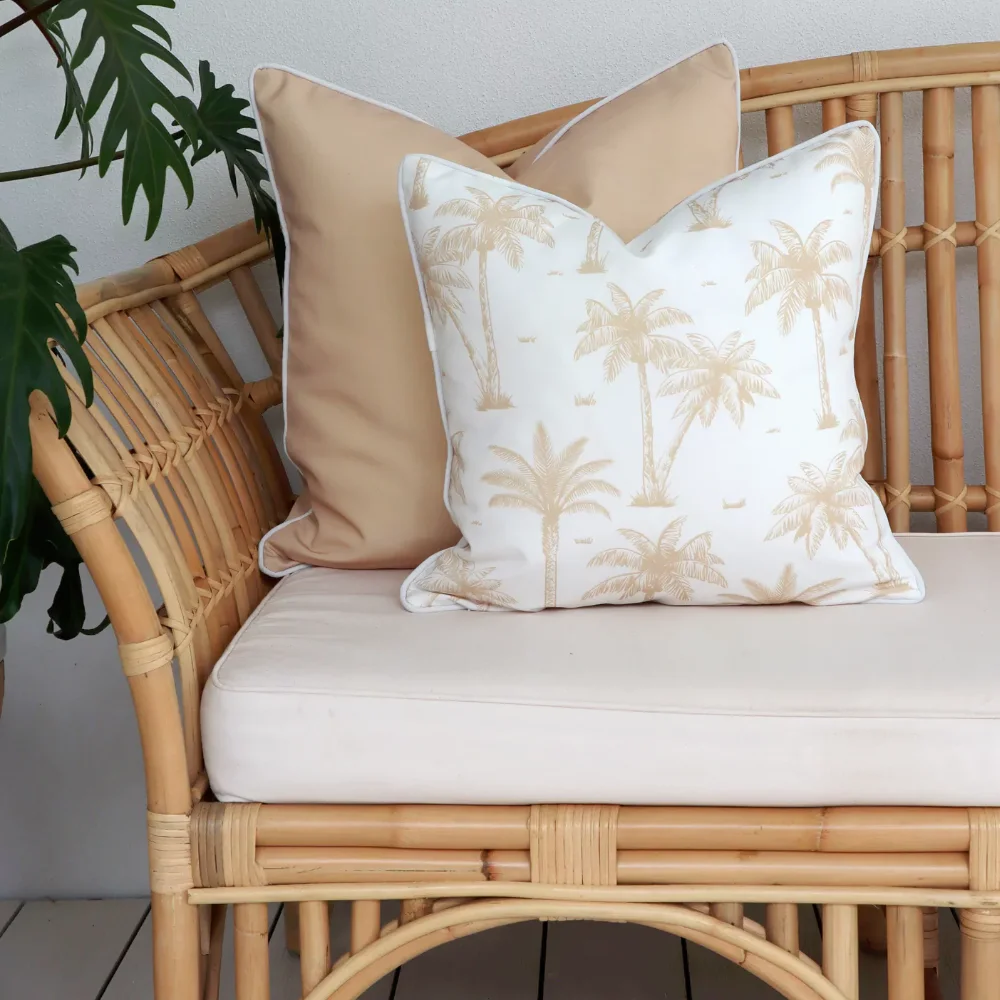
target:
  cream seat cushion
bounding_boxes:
[203,534,999,806]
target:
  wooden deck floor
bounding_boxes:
[0,899,962,998]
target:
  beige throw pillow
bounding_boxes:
[255,43,740,575]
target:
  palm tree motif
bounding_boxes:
[687,173,750,232]
[656,331,779,487]
[720,563,847,605]
[436,188,555,409]
[687,189,732,231]
[483,423,619,608]
[839,397,868,477]
[582,518,726,604]
[576,283,692,506]
[746,219,853,429]
[578,220,608,273]
[816,127,878,225]
[840,399,902,585]
[765,452,883,581]
[415,548,515,609]
[408,157,431,210]
[416,227,488,389]
[449,430,467,507]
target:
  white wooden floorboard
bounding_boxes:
[100,906,151,1000]
[395,918,540,1000]
[0,898,147,1000]
[0,900,23,936]
[545,919,686,1000]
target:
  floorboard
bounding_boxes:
[544,919,686,1000]
[0,898,147,1000]
[102,903,283,1000]
[0,901,23,938]
[685,905,777,1000]
[394,917,541,1000]
[99,906,152,1000]
[683,904,893,1000]
[2,898,971,1000]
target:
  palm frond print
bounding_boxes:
[483,423,619,607]
[583,518,726,603]
[746,219,853,428]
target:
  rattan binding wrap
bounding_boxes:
[120,633,175,677]
[148,812,194,894]
[529,805,619,887]
[191,802,267,889]
[51,487,112,534]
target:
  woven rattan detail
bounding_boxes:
[846,92,877,121]
[120,632,175,676]
[93,388,250,520]
[164,244,209,280]
[156,540,260,658]
[92,459,145,519]
[878,227,909,256]
[985,485,1000,517]
[969,809,1000,891]
[190,802,266,888]
[883,482,912,513]
[933,484,968,514]
[924,222,958,251]
[975,219,1000,246]
[960,909,1000,940]
[147,811,193,894]
[193,387,246,433]
[852,49,880,82]
[51,487,112,535]
[529,805,619,886]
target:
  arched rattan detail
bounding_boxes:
[303,900,850,1000]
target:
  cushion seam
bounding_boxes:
[204,685,1000,721]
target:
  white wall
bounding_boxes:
[1,0,998,897]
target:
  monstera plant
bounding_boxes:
[0,0,281,640]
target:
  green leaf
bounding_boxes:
[12,0,94,165]
[0,223,90,569]
[0,478,109,638]
[177,60,285,281]
[51,0,194,238]
[0,492,44,623]
[47,18,95,167]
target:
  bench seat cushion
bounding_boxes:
[203,533,1000,806]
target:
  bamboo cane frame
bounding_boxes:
[308,899,852,1000]
[25,40,1000,1000]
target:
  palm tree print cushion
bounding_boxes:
[399,122,924,611]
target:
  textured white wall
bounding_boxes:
[1,0,998,897]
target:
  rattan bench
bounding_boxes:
[30,40,1000,1000]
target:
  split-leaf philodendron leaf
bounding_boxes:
[1,2,282,637]
[51,0,195,237]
